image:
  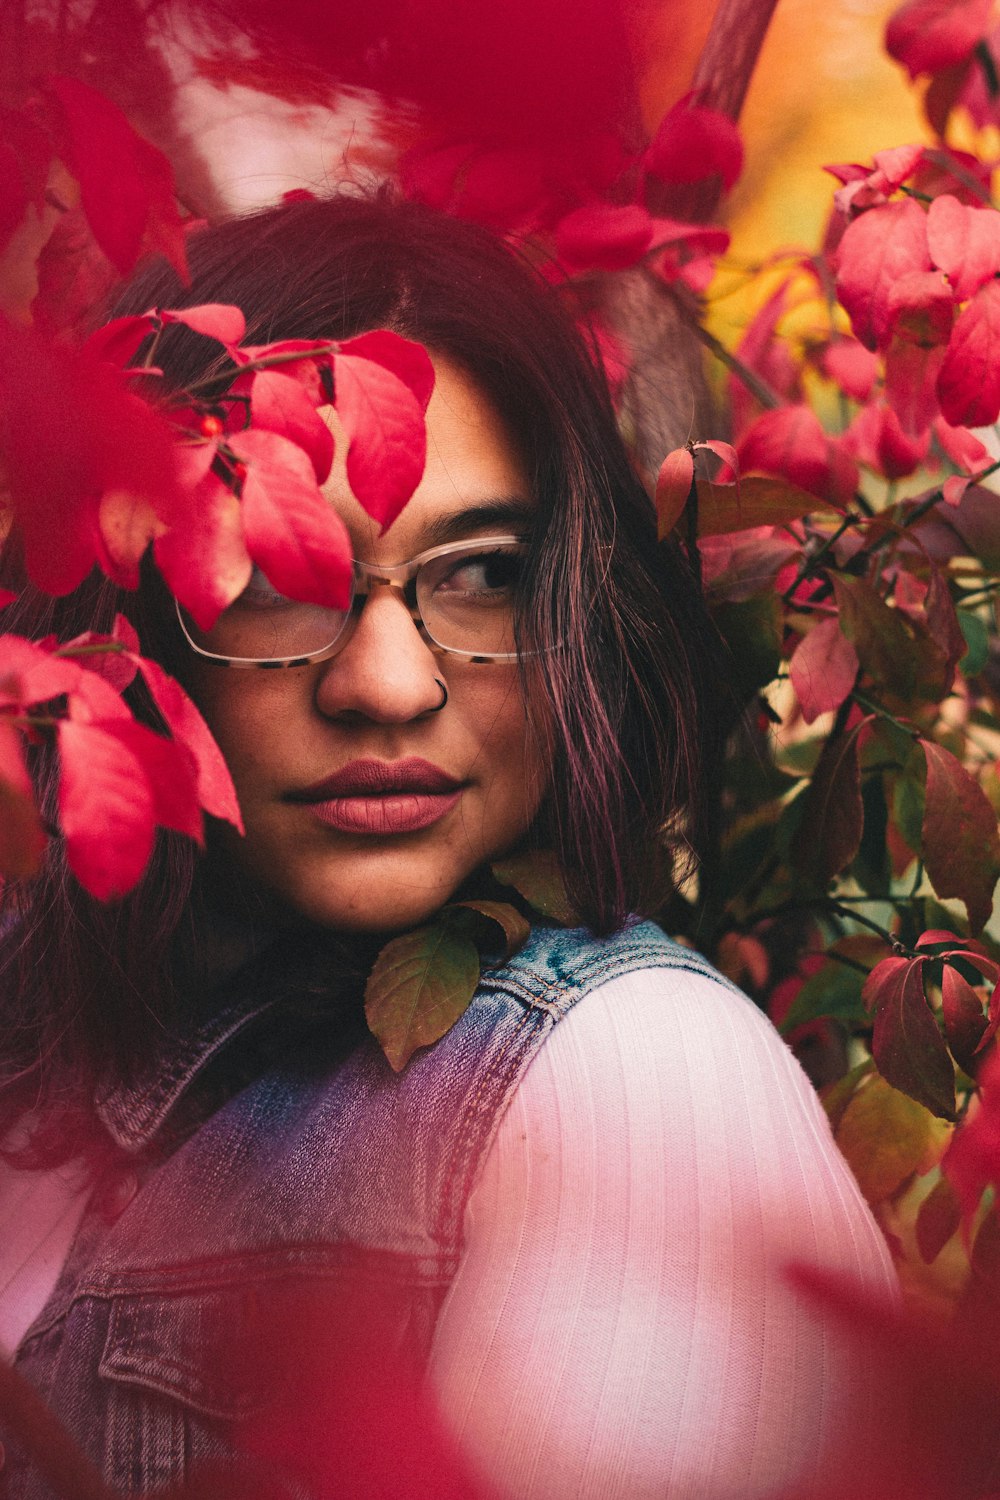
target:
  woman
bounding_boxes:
[0,193,894,1500]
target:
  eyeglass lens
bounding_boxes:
[179,539,527,662]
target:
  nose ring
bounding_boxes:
[430,678,449,713]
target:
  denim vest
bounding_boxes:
[3,920,731,1499]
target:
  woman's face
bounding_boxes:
[184,357,549,932]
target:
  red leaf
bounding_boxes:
[835,198,932,351]
[654,447,694,539]
[0,721,46,879]
[915,1173,962,1263]
[829,143,926,215]
[927,194,1000,302]
[154,452,253,631]
[160,303,247,346]
[554,203,653,272]
[886,0,993,78]
[822,338,879,401]
[61,617,139,692]
[0,635,81,709]
[862,955,956,1119]
[945,1051,1000,1217]
[67,667,133,725]
[43,75,186,280]
[737,405,858,506]
[791,723,864,887]
[131,656,243,832]
[338,332,435,415]
[789,617,860,724]
[934,416,990,471]
[102,720,203,845]
[230,428,352,610]
[941,963,989,1069]
[644,95,743,192]
[846,400,931,478]
[248,370,334,484]
[332,354,427,531]
[937,280,1000,427]
[83,315,157,369]
[56,719,156,900]
[921,739,1000,933]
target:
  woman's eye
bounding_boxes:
[434,550,523,596]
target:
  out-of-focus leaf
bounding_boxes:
[555,202,653,272]
[957,608,989,675]
[160,303,246,345]
[921,739,1000,933]
[333,353,427,532]
[56,719,155,900]
[711,592,783,699]
[736,405,858,506]
[886,0,992,78]
[915,1173,962,1264]
[788,617,859,724]
[791,726,864,888]
[364,916,480,1072]
[937,279,1000,427]
[778,957,869,1034]
[491,849,579,925]
[944,1051,1000,1219]
[863,955,957,1119]
[836,1071,952,1204]
[44,75,186,279]
[835,198,932,352]
[927,194,1000,301]
[654,446,694,540]
[0,721,46,879]
[231,428,353,609]
[643,94,743,192]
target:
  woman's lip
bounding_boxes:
[291,758,462,800]
[306,790,463,835]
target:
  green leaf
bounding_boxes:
[891,763,925,858]
[694,475,838,536]
[779,959,869,1034]
[711,592,783,699]
[920,739,1000,934]
[790,725,864,888]
[364,916,480,1072]
[491,849,579,925]
[958,608,990,677]
[451,899,531,962]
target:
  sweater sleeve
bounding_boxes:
[427,965,897,1500]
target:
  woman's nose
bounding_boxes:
[312,584,446,723]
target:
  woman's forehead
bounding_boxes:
[320,355,535,559]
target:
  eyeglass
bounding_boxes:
[176,535,531,668]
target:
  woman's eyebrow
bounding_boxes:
[420,497,535,548]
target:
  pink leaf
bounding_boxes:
[0,720,46,879]
[554,203,654,272]
[131,655,243,832]
[927,195,1000,302]
[249,370,334,484]
[338,332,436,414]
[737,405,858,506]
[0,635,82,709]
[61,619,139,692]
[154,462,253,631]
[230,428,353,610]
[822,339,879,401]
[835,198,932,351]
[644,95,743,192]
[789,617,860,723]
[654,447,694,539]
[937,280,1000,427]
[934,417,991,471]
[886,0,993,78]
[159,304,246,346]
[57,719,156,900]
[102,720,203,844]
[332,354,427,531]
[43,75,186,279]
[83,314,157,369]
[845,401,931,479]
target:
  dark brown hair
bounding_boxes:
[0,190,729,1159]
